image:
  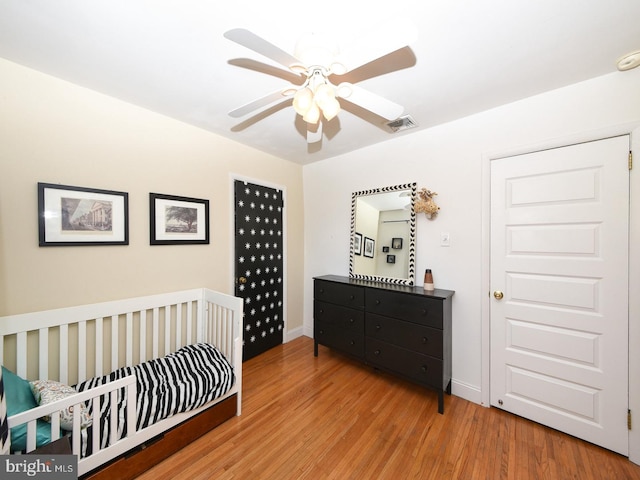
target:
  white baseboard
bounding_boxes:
[451,379,484,406]
[284,326,304,343]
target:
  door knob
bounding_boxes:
[238,276,247,284]
[493,290,504,300]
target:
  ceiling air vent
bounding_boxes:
[386,115,418,133]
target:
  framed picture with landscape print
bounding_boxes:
[150,193,209,245]
[38,182,129,246]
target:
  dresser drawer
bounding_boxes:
[315,320,365,358]
[314,300,364,332]
[365,338,442,388]
[365,313,443,359]
[315,279,365,309]
[365,289,443,329]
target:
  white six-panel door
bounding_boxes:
[490,135,630,454]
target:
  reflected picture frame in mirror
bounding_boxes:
[349,182,417,285]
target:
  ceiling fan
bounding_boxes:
[224,19,418,143]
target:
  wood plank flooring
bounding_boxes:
[136,336,640,479]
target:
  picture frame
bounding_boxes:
[38,182,129,246]
[363,236,375,258]
[386,254,396,264]
[354,232,363,255]
[392,237,403,250]
[382,246,390,253]
[150,193,209,245]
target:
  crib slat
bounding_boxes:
[186,301,193,345]
[223,308,231,355]
[50,411,61,439]
[211,305,218,350]
[16,331,27,378]
[126,382,136,440]
[39,327,49,380]
[164,305,171,356]
[140,309,147,364]
[221,308,229,355]
[78,320,87,382]
[96,317,104,377]
[196,299,204,343]
[60,324,69,384]
[26,420,37,451]
[91,396,100,455]
[152,307,159,359]
[109,389,118,445]
[111,314,118,373]
[176,304,182,350]
[126,312,133,367]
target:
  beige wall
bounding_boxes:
[0,58,304,336]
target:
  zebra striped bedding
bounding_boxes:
[74,342,235,457]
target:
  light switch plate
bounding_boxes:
[440,232,450,247]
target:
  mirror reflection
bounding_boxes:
[350,183,416,285]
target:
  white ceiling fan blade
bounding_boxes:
[337,83,404,120]
[307,121,323,144]
[229,89,292,118]
[224,28,301,70]
[333,18,418,73]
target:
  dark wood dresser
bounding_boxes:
[313,275,454,413]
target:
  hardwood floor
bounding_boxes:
[136,336,640,479]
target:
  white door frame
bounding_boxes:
[480,123,640,462]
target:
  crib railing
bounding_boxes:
[7,375,137,455]
[0,288,242,387]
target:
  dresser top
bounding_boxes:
[314,275,455,300]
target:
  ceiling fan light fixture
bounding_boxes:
[322,97,341,121]
[303,102,321,124]
[314,83,334,106]
[293,87,313,116]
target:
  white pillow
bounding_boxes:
[29,380,92,431]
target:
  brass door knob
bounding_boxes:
[238,276,247,284]
[493,290,504,300]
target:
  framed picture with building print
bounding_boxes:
[38,182,129,246]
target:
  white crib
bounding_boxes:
[0,288,243,479]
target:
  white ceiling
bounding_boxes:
[1,1,639,165]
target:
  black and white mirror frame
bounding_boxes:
[349,182,417,286]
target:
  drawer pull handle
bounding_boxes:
[350,340,355,346]
[422,337,428,344]
[376,300,381,305]
[349,318,354,323]
[349,295,355,300]
[375,324,381,331]
[374,350,381,355]
[319,330,324,334]
[421,365,428,373]
[422,309,427,315]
